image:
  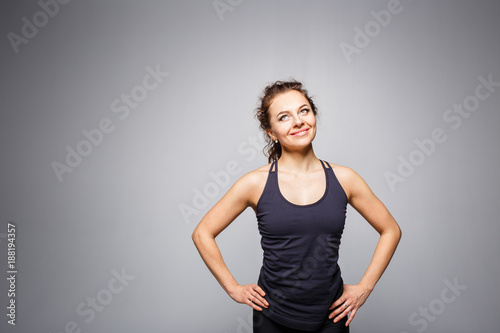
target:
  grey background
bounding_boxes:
[1,0,499,332]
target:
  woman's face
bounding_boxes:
[266,90,317,151]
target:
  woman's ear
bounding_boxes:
[266,129,276,142]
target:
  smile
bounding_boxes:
[291,128,309,136]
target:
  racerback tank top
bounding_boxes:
[256,159,348,331]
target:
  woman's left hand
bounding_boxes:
[328,284,371,326]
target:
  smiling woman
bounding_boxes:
[255,81,319,163]
[192,79,401,333]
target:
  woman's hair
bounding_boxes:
[255,79,318,163]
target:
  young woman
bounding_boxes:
[192,80,401,332]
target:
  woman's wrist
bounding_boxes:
[225,282,240,297]
[358,280,375,293]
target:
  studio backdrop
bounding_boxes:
[1,0,499,332]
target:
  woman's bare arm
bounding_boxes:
[192,170,269,311]
[329,165,402,325]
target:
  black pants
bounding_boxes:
[253,310,349,333]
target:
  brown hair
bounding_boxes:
[255,79,318,163]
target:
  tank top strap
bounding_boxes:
[319,159,330,170]
[269,160,277,173]
[320,160,335,189]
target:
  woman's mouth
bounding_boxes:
[291,128,309,136]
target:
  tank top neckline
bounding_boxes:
[271,159,330,208]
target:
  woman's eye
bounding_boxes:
[300,108,309,114]
[279,115,290,121]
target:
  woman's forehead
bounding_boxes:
[269,90,309,113]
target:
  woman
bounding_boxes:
[192,80,401,332]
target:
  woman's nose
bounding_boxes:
[293,115,304,126]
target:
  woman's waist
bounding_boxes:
[258,267,342,306]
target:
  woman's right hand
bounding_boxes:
[229,284,269,311]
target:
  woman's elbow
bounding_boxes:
[394,223,402,243]
[192,226,202,245]
[382,221,402,243]
[192,225,213,247]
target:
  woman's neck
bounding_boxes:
[277,145,320,174]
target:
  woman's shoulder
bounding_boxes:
[231,163,272,207]
[237,163,272,188]
[325,162,356,176]
[323,161,365,198]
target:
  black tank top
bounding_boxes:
[256,159,348,331]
